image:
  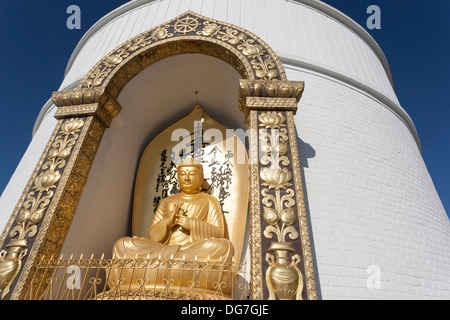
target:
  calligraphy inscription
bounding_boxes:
[153,129,234,214]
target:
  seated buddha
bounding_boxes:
[109,157,235,298]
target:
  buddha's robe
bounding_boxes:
[113,192,233,262]
[110,192,235,295]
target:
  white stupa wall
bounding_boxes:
[59,0,398,107]
[1,0,449,299]
[286,64,450,299]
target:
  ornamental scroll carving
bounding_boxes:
[0,119,85,299]
[78,11,286,92]
[258,112,304,300]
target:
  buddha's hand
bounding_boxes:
[168,202,184,229]
[175,215,191,231]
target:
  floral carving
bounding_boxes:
[211,25,279,80]
[0,118,84,300]
[196,22,221,37]
[79,12,283,89]
[260,168,292,190]
[258,112,286,129]
[104,55,123,67]
[263,206,298,242]
[81,31,157,88]
[257,111,304,300]
[150,26,173,41]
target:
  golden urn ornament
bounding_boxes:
[266,242,303,300]
[0,239,28,299]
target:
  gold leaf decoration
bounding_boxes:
[0,118,85,300]
[79,12,283,89]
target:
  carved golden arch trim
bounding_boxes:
[52,10,288,123]
[77,10,286,97]
[0,11,318,300]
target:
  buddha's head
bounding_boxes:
[177,157,204,194]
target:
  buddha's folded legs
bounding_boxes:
[178,238,234,262]
[112,237,233,261]
[112,236,180,259]
[108,237,235,296]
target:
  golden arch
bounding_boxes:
[78,11,287,95]
[52,11,293,127]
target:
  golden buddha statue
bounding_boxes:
[109,157,235,298]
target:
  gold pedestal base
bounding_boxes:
[96,287,233,300]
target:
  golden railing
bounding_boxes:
[25,254,250,300]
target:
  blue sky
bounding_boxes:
[0,0,449,216]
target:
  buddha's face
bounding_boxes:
[177,166,203,194]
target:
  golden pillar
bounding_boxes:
[0,88,120,300]
[240,79,318,300]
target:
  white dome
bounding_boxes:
[41,0,420,151]
[63,0,395,99]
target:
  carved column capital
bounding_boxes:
[52,88,122,128]
[238,79,304,121]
